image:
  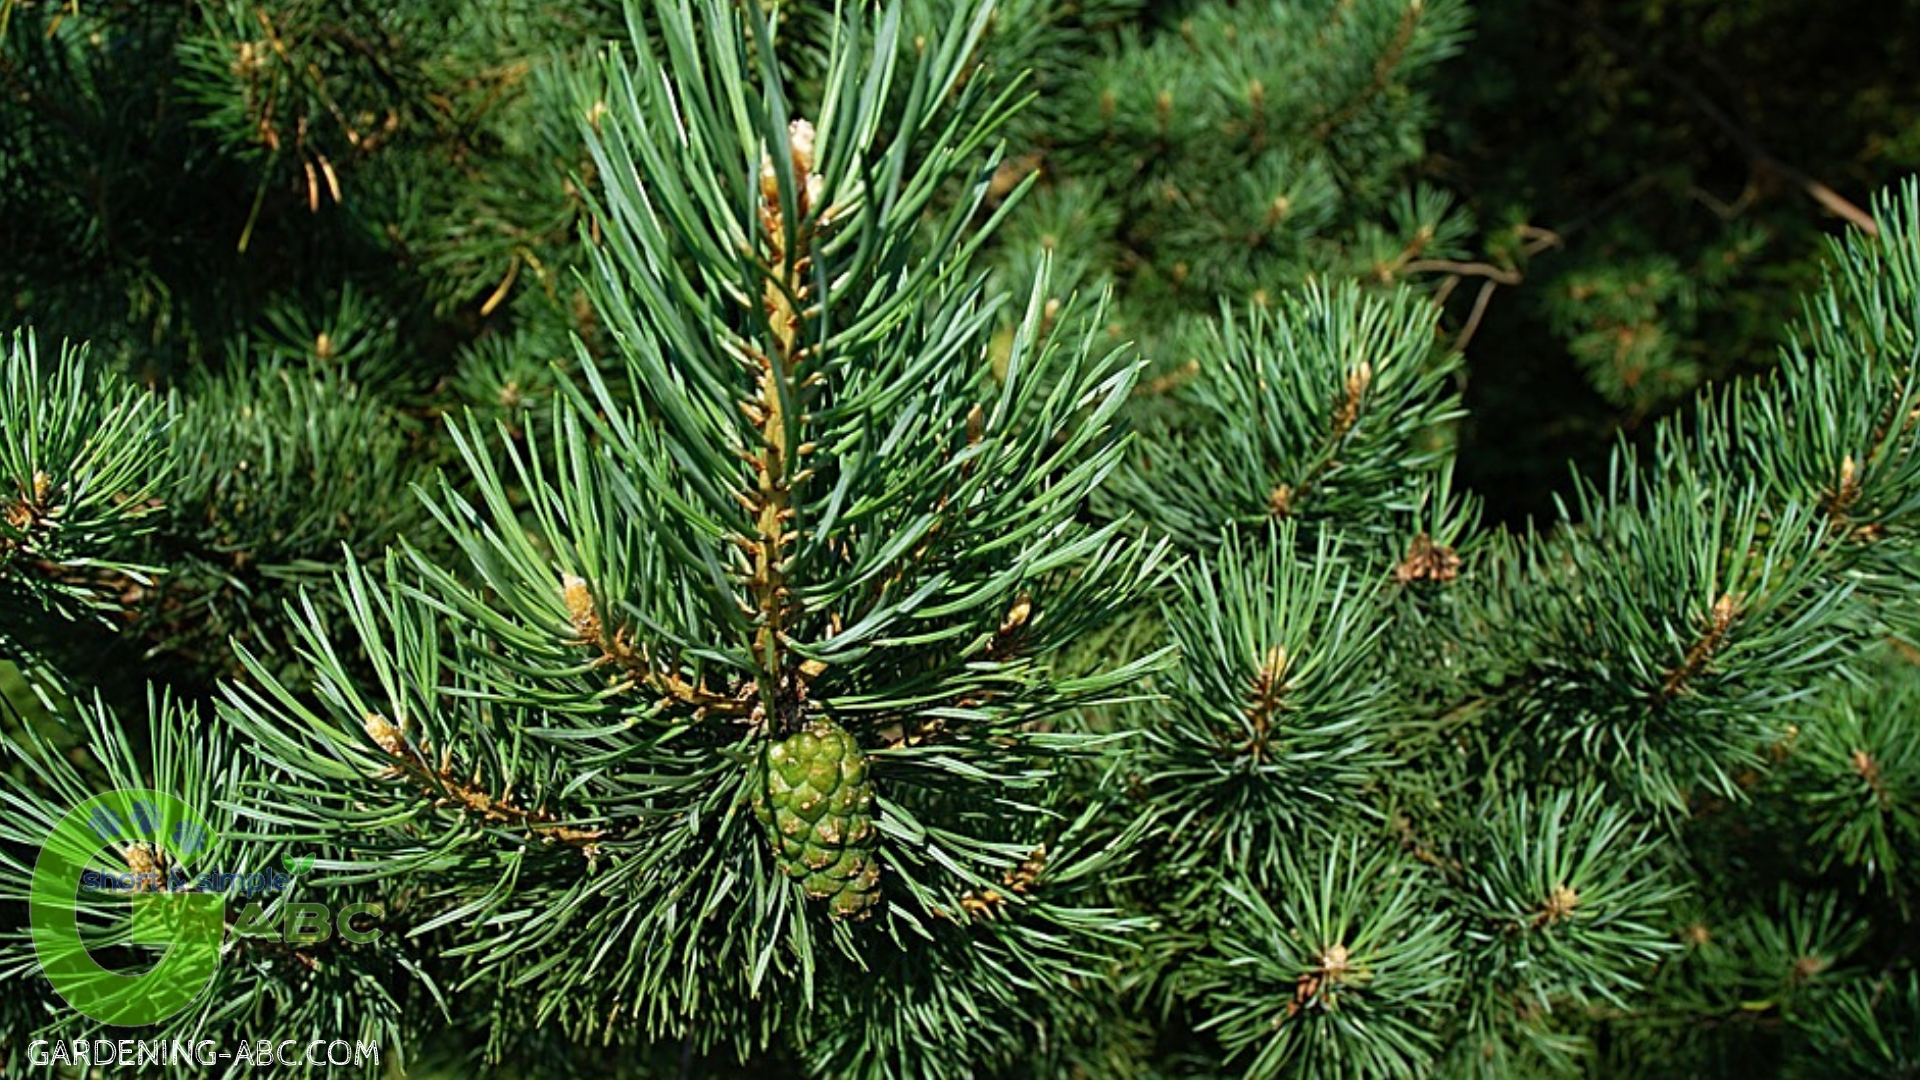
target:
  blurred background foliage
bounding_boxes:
[1438,0,1920,522]
[0,0,624,700]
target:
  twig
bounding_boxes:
[1404,259,1524,286]
[1454,279,1498,354]
[1315,1,1421,139]
[1543,1,1877,236]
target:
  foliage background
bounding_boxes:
[1439,0,1920,522]
[4,0,1920,1077]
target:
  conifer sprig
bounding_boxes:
[1192,839,1457,1080]
[214,1,1169,1070]
[0,331,168,629]
[1102,282,1464,551]
[1140,522,1397,875]
[0,692,433,1078]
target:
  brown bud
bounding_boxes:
[998,595,1032,636]
[363,712,407,757]
[1268,484,1295,518]
[126,842,162,878]
[562,575,597,636]
[1535,883,1579,926]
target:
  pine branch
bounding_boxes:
[0,330,169,629]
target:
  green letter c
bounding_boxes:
[29,790,223,1026]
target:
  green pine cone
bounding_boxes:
[752,717,882,920]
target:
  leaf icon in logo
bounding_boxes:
[282,853,316,876]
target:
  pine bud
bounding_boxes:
[787,118,815,179]
[998,595,1032,636]
[1534,883,1579,927]
[126,842,162,880]
[562,574,597,638]
[759,118,825,216]
[363,712,406,757]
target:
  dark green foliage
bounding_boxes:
[3,1,1919,1078]
[1485,473,1853,808]
[1189,840,1457,1079]
[1141,523,1394,870]
[141,360,441,680]
[1790,972,1920,1079]
[0,332,168,625]
[1099,283,1464,551]
[1787,666,1920,886]
[1442,0,1920,522]
[983,0,1475,377]
[1,0,629,691]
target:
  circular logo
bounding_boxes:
[29,790,223,1025]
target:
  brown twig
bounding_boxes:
[1403,259,1524,286]
[1241,646,1290,762]
[1543,1,1877,236]
[562,576,750,719]
[1269,361,1373,518]
[1453,279,1498,354]
[1653,593,1741,706]
[362,713,605,850]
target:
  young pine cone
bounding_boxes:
[753,718,882,920]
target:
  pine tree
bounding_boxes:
[4,2,1919,1079]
